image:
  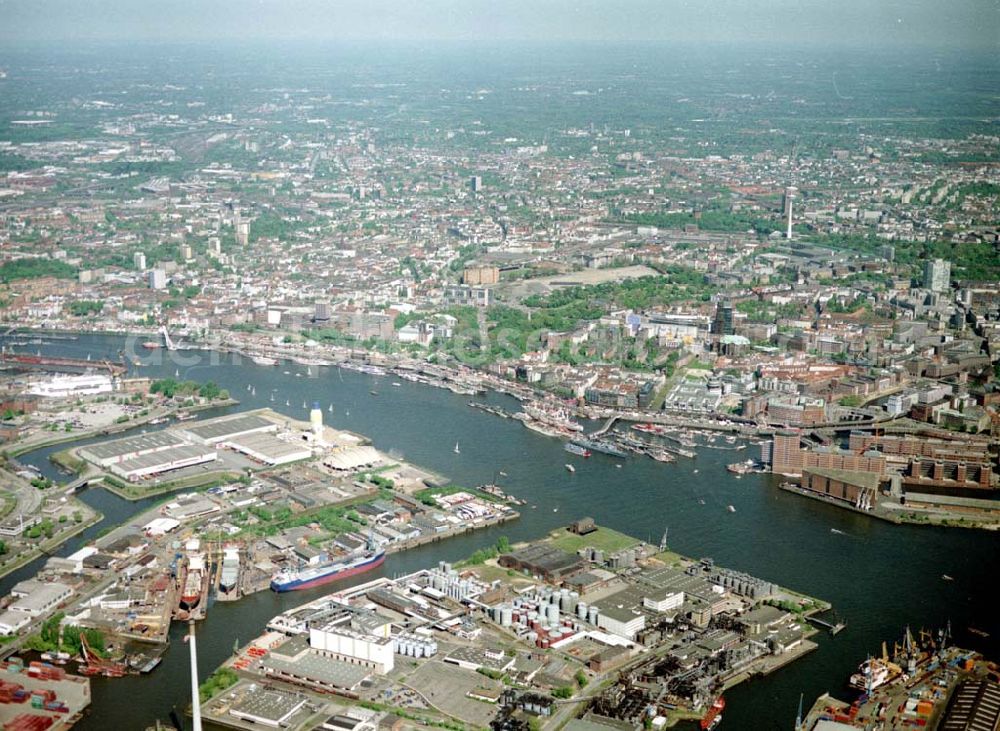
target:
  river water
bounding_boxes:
[4,334,998,730]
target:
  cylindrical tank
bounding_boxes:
[546,603,560,624]
[588,606,599,624]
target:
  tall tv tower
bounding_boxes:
[784,186,797,240]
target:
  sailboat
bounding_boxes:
[246,384,251,391]
[302,400,307,409]
[453,442,461,454]
[175,368,180,377]
[327,404,333,413]
[285,399,290,407]
[270,392,275,402]
[251,386,256,396]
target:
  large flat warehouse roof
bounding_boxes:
[179,414,275,443]
[227,432,311,464]
[264,651,371,690]
[79,431,185,460]
[113,444,217,474]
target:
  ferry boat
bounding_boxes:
[270,548,385,592]
[564,443,591,457]
[700,697,725,730]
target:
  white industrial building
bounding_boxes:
[28,374,114,398]
[224,432,311,466]
[643,591,685,613]
[143,517,181,536]
[78,431,188,469]
[309,622,394,674]
[322,446,380,471]
[64,546,100,574]
[177,413,278,445]
[107,444,217,481]
[10,579,73,617]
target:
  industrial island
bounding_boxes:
[195,521,829,731]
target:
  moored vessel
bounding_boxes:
[270,547,385,592]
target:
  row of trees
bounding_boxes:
[150,378,228,401]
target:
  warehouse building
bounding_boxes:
[178,413,277,445]
[108,443,217,481]
[79,431,187,468]
[225,432,312,466]
[323,446,381,472]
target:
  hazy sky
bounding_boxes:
[0,0,996,48]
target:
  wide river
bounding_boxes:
[3,334,997,730]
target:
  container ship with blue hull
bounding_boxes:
[270,548,386,592]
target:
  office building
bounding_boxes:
[923,259,951,292]
[711,301,735,336]
[236,220,251,246]
[148,269,167,290]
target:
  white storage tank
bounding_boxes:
[546,603,560,624]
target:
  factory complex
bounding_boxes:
[203,523,826,731]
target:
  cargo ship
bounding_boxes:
[178,551,205,611]
[570,438,628,459]
[700,696,724,730]
[270,547,385,592]
[849,656,901,691]
[219,547,240,594]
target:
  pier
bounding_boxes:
[805,615,847,635]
